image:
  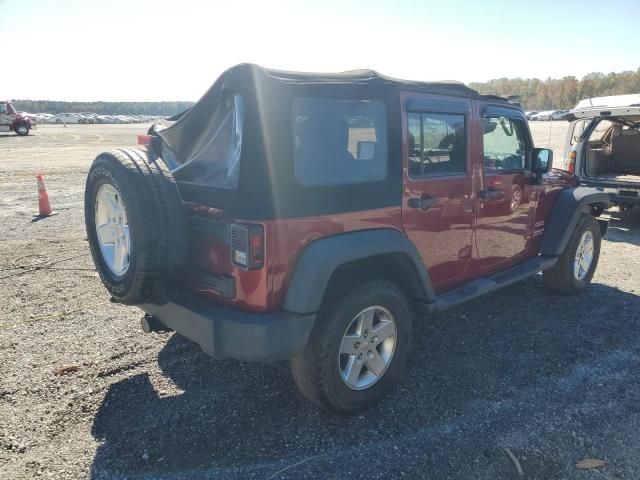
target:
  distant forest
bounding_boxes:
[469,68,640,111]
[11,100,195,116]
[12,68,640,114]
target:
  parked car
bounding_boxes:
[51,113,83,124]
[529,111,549,121]
[0,100,36,135]
[564,94,640,213]
[537,110,570,121]
[525,111,539,120]
[84,64,611,413]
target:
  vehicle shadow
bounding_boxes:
[605,208,640,246]
[90,279,640,479]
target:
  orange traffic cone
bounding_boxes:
[34,174,57,218]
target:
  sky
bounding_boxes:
[1,0,639,101]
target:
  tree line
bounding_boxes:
[469,68,640,111]
[11,100,195,116]
[12,68,640,114]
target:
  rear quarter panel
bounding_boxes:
[529,169,577,253]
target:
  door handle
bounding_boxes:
[478,188,503,201]
[408,197,439,209]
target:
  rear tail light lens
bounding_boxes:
[567,150,576,174]
[230,223,264,269]
[137,134,153,146]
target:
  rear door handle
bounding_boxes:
[408,197,439,209]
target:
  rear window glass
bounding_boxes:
[293,98,388,186]
[172,94,244,189]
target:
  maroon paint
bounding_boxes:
[187,92,574,311]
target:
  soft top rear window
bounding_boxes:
[171,93,244,189]
[293,98,388,186]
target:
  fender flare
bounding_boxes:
[540,187,611,256]
[12,119,29,130]
[282,228,435,314]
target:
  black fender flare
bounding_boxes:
[540,187,611,256]
[282,228,435,314]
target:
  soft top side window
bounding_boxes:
[172,93,244,189]
[482,116,528,170]
[293,98,388,186]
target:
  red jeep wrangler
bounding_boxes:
[0,100,36,135]
[84,64,610,413]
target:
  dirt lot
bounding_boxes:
[1,123,640,479]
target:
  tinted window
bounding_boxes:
[408,112,467,176]
[293,98,387,186]
[482,117,528,170]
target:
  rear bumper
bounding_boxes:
[583,183,640,204]
[610,194,640,205]
[141,295,316,362]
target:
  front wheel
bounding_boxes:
[543,214,601,294]
[291,280,413,414]
[15,124,29,136]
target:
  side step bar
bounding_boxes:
[419,255,558,314]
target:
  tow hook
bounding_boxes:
[141,314,173,333]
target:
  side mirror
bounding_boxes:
[482,119,498,134]
[356,141,376,160]
[531,148,553,174]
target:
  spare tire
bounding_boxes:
[84,148,187,305]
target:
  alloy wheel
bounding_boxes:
[94,183,130,276]
[338,305,397,390]
[574,230,594,281]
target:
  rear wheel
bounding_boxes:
[291,280,412,414]
[543,214,601,294]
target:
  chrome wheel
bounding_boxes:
[510,188,522,211]
[16,125,28,135]
[574,230,594,281]
[339,305,397,390]
[94,183,130,276]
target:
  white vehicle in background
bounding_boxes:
[564,93,640,213]
[51,113,83,124]
[36,113,54,122]
[529,111,551,121]
[534,110,570,121]
[77,113,97,124]
[113,115,133,124]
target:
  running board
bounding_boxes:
[419,255,558,314]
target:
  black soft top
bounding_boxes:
[154,64,506,220]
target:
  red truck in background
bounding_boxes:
[0,100,36,135]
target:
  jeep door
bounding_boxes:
[474,103,538,272]
[401,93,476,292]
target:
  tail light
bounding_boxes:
[230,223,264,270]
[567,150,576,174]
[137,134,153,146]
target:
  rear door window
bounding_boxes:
[293,98,388,186]
[408,112,467,176]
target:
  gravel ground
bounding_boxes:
[1,123,640,479]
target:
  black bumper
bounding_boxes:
[610,194,640,205]
[142,295,316,362]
